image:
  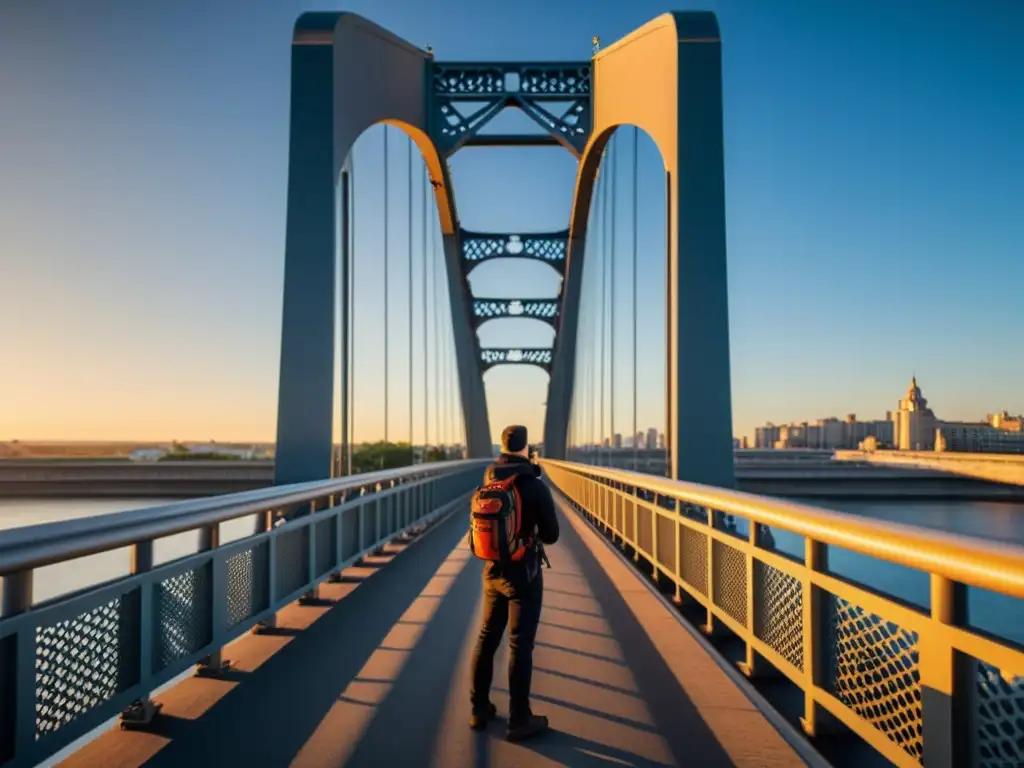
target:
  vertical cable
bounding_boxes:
[421,164,429,457]
[434,226,442,454]
[407,139,414,464]
[632,127,639,472]
[383,127,390,447]
[606,137,614,468]
[599,145,608,466]
[349,151,357,474]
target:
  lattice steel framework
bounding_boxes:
[480,348,553,372]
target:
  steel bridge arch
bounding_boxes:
[543,12,735,488]
[275,12,491,485]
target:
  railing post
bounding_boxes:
[120,540,162,728]
[2,570,34,762]
[254,509,278,633]
[800,538,828,737]
[703,508,716,635]
[673,503,682,603]
[920,575,970,767]
[1,571,31,618]
[740,522,760,677]
[197,525,230,676]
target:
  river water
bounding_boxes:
[1,496,1022,645]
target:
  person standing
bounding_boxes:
[467,425,559,741]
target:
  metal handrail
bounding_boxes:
[0,461,485,768]
[542,459,1024,599]
[0,460,486,575]
[542,459,1024,768]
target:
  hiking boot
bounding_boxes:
[506,714,549,742]
[469,702,497,730]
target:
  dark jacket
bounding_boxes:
[483,454,560,547]
[474,454,559,581]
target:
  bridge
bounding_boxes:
[1,11,1023,768]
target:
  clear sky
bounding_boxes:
[1,0,1021,446]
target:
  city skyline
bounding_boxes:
[2,2,1022,445]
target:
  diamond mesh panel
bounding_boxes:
[753,561,803,671]
[656,514,677,573]
[623,497,635,541]
[462,233,568,266]
[520,66,591,95]
[825,596,922,760]
[472,299,559,325]
[154,564,212,673]
[712,540,747,626]
[480,348,553,371]
[680,527,708,596]
[433,66,505,95]
[226,543,269,628]
[275,527,308,599]
[636,504,653,556]
[35,591,140,737]
[976,661,1024,767]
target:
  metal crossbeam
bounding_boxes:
[480,347,553,372]
[432,62,591,99]
[471,298,560,327]
[461,229,568,274]
[430,62,592,156]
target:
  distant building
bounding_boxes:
[612,433,622,449]
[129,449,166,462]
[935,423,1024,454]
[646,428,658,450]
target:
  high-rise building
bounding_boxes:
[612,433,622,449]
[646,428,657,450]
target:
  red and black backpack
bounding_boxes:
[469,475,531,563]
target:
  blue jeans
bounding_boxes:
[469,564,543,724]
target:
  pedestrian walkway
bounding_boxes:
[64,494,810,767]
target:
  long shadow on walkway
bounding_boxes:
[500,504,736,768]
[140,509,478,768]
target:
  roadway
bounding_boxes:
[63,494,814,767]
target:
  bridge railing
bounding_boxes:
[0,460,485,768]
[542,459,1024,768]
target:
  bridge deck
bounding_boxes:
[64,498,808,768]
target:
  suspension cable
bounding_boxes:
[632,127,639,471]
[383,126,390,447]
[421,163,429,457]
[606,135,614,466]
[434,224,442,454]
[345,151,357,475]
[407,138,414,463]
[598,145,602,468]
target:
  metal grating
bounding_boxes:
[275,527,308,599]
[154,564,212,672]
[472,299,560,326]
[976,661,1024,767]
[462,232,568,268]
[753,561,803,671]
[480,348,553,371]
[825,596,923,761]
[35,592,140,737]
[656,514,676,572]
[680,527,708,596]
[226,543,269,628]
[712,540,747,626]
[636,504,653,555]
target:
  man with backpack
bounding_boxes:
[467,424,559,742]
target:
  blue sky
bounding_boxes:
[1,0,1021,446]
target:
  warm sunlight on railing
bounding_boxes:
[542,459,1024,768]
